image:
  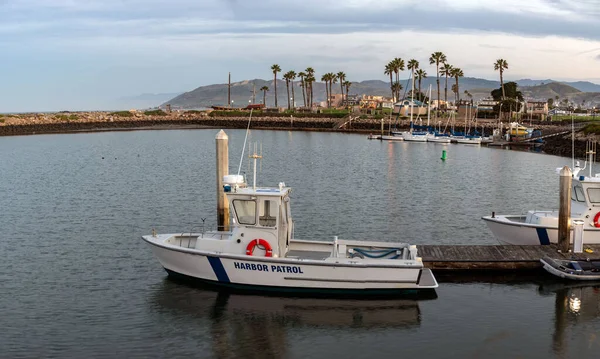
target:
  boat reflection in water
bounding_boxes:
[151,278,433,358]
[539,282,600,357]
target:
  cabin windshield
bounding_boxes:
[587,188,600,203]
[259,199,278,227]
[233,199,256,225]
[573,185,585,202]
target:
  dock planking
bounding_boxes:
[418,244,600,271]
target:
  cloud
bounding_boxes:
[1,0,599,41]
[2,0,600,112]
[596,54,600,61]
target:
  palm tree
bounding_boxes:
[429,52,447,110]
[416,69,427,100]
[344,81,352,102]
[321,74,330,108]
[407,59,419,72]
[337,71,346,103]
[298,71,307,107]
[392,58,405,100]
[283,71,296,110]
[305,67,315,107]
[391,82,403,102]
[450,67,464,105]
[494,59,508,99]
[329,73,337,107]
[384,62,394,101]
[288,71,296,109]
[271,64,281,107]
[440,63,453,108]
[260,86,269,106]
[407,59,419,101]
[306,74,315,108]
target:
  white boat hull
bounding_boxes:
[455,138,482,145]
[427,137,451,143]
[143,235,438,294]
[482,215,600,245]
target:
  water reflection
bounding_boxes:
[151,279,430,358]
[539,282,600,357]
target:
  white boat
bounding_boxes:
[541,257,600,281]
[427,135,451,144]
[482,149,600,245]
[143,131,438,296]
[402,131,430,142]
[455,136,482,145]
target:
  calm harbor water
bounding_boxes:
[1,129,600,358]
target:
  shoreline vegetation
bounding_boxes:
[0,110,599,159]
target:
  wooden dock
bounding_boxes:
[418,244,600,271]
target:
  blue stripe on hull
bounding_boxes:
[164,268,436,299]
[536,228,551,245]
[207,256,230,283]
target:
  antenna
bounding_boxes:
[249,141,263,190]
[237,109,253,177]
[587,141,596,178]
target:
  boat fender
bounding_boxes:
[246,238,273,257]
[594,212,600,228]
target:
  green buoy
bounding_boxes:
[441,150,447,161]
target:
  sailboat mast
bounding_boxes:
[410,69,414,123]
[427,84,432,127]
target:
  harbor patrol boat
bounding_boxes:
[483,146,600,245]
[142,132,437,296]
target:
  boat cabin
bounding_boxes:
[224,177,293,258]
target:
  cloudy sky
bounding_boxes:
[1,0,600,112]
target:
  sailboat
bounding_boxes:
[426,85,451,143]
[403,70,430,142]
[454,102,482,145]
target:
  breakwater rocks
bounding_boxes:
[0,112,419,136]
[541,134,599,160]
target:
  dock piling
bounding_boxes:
[558,166,572,253]
[216,130,230,231]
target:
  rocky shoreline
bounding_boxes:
[1,111,597,160]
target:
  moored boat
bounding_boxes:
[540,256,600,281]
[483,146,600,245]
[143,131,438,296]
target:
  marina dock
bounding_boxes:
[418,244,600,271]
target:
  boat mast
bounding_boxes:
[410,69,414,125]
[427,84,432,127]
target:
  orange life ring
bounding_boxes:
[594,213,600,228]
[246,238,273,257]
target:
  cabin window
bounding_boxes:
[259,199,277,227]
[233,200,256,225]
[587,188,600,203]
[573,186,585,202]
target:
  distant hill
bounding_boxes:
[161,77,600,109]
[520,83,582,99]
[115,92,181,110]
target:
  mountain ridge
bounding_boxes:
[160,78,600,109]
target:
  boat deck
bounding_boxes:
[418,244,600,271]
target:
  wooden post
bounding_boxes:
[558,166,572,252]
[216,130,230,231]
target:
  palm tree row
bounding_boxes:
[269,55,508,110]
[385,52,466,111]
[269,65,351,109]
